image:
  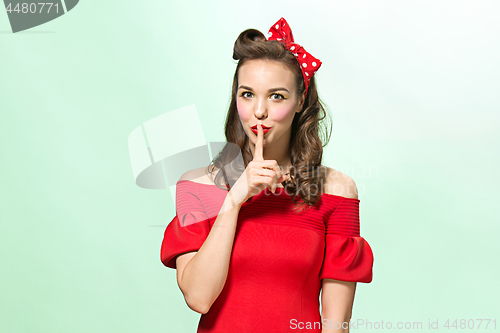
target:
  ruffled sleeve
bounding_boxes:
[320,197,374,283]
[160,181,211,269]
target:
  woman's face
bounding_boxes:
[236,59,304,148]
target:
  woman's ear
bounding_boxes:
[297,93,306,112]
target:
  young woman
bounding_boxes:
[161,18,374,333]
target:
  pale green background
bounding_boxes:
[1,1,499,332]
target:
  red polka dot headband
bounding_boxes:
[267,17,322,96]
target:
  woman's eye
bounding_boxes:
[270,93,285,100]
[241,91,253,98]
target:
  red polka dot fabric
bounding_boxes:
[267,17,322,96]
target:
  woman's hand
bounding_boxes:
[228,124,288,207]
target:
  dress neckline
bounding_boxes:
[176,179,360,201]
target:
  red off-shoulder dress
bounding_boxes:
[160,180,374,332]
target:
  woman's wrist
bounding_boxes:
[220,190,242,213]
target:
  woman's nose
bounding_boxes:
[254,99,267,120]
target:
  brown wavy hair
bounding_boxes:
[206,28,332,208]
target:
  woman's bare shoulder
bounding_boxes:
[320,165,358,199]
[178,165,220,185]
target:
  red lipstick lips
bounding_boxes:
[251,124,271,135]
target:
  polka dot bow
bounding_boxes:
[267,17,322,96]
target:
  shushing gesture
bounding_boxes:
[228,124,288,208]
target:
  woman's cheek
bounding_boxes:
[272,105,295,121]
[236,100,251,121]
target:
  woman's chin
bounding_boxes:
[251,135,271,146]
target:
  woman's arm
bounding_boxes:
[321,167,359,332]
[175,193,241,314]
[175,126,282,314]
[321,279,357,333]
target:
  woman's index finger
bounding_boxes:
[253,124,264,161]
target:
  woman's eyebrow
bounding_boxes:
[238,85,290,93]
